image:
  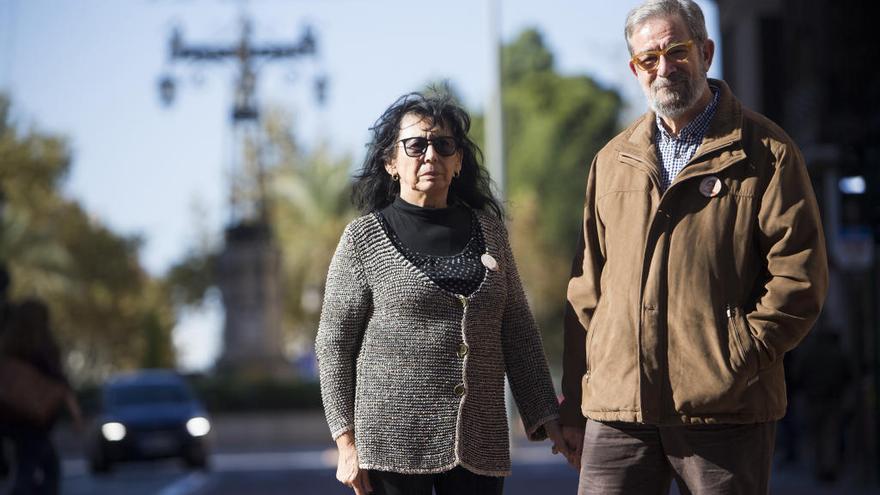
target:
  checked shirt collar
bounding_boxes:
[653,84,720,192]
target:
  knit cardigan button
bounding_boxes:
[454,383,466,397]
[457,343,469,358]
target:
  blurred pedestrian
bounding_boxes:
[0,298,82,495]
[0,265,10,480]
[316,91,567,495]
[793,331,852,482]
[558,1,829,493]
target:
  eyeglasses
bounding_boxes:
[631,39,695,72]
[398,136,458,157]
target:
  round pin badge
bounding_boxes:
[699,176,722,197]
[481,253,499,272]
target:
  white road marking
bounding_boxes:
[156,472,208,495]
[211,449,338,471]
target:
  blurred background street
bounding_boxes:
[1,0,878,493]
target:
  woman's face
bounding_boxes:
[385,113,462,208]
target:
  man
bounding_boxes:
[558,0,828,493]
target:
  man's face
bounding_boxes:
[628,14,713,120]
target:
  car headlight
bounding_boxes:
[101,422,127,442]
[186,416,211,437]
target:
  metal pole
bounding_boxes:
[485,0,505,203]
[485,0,518,451]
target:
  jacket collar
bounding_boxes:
[615,79,747,182]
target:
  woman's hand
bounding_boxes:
[335,431,372,495]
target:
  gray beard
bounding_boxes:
[645,72,704,120]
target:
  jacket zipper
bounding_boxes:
[620,148,750,319]
[726,304,748,364]
[584,319,597,378]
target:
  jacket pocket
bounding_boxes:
[726,305,758,377]
[584,312,600,379]
[584,296,612,376]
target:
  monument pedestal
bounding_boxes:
[215,222,290,378]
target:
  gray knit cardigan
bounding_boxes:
[315,210,559,476]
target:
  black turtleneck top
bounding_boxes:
[377,196,486,296]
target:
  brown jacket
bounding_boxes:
[560,80,828,426]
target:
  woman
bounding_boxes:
[0,298,82,495]
[316,92,567,495]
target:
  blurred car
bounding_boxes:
[87,369,211,473]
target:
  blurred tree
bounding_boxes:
[0,94,177,383]
[165,249,217,307]
[472,29,622,364]
[263,108,356,353]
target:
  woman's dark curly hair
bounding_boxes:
[352,91,503,218]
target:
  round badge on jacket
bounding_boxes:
[481,253,499,272]
[699,176,723,197]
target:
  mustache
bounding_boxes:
[652,72,688,88]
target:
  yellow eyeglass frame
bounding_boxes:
[631,39,695,72]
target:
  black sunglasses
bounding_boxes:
[398,136,458,157]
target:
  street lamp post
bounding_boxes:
[157,17,320,377]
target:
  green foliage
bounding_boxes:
[473,29,622,364]
[0,94,177,382]
[165,250,217,307]
[263,108,357,348]
[502,29,555,83]
[504,70,621,248]
[190,374,322,412]
[71,374,322,415]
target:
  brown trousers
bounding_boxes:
[578,419,776,495]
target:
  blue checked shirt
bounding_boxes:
[654,85,720,192]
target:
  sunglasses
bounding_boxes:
[631,39,694,72]
[398,136,458,157]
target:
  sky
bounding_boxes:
[1,0,721,371]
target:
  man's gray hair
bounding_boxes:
[624,0,708,54]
